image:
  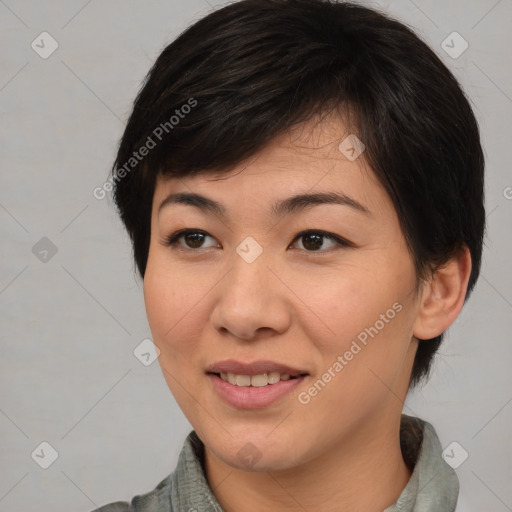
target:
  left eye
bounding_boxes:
[289,230,349,252]
[164,229,219,249]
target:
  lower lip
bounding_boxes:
[207,373,307,409]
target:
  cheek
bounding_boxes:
[289,262,399,340]
[143,260,208,358]
[290,259,416,390]
[143,263,210,411]
[143,267,175,341]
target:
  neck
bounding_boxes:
[204,414,412,512]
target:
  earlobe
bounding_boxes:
[413,246,472,340]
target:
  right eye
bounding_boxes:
[162,229,220,250]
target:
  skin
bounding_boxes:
[143,116,472,512]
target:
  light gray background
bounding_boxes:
[1,1,511,511]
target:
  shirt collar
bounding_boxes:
[169,414,459,512]
[383,415,459,511]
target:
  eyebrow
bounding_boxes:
[158,191,371,219]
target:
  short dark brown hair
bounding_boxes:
[110,0,485,387]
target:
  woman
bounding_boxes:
[93,0,485,510]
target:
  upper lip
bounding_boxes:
[206,359,308,377]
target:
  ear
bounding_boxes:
[413,246,472,340]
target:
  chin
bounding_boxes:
[205,430,303,472]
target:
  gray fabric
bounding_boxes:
[383,416,459,511]
[91,415,458,512]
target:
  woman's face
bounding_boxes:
[144,118,422,471]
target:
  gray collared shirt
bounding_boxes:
[92,415,459,512]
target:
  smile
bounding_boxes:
[207,372,307,409]
[216,371,295,387]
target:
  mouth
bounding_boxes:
[205,360,309,409]
[205,359,309,386]
[207,371,307,387]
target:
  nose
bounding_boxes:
[210,250,292,341]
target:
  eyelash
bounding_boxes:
[161,229,353,253]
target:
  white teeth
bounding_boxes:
[235,374,251,386]
[251,374,269,387]
[267,371,281,384]
[219,372,297,387]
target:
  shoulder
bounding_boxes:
[89,474,172,512]
[91,503,133,512]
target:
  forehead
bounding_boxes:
[152,116,389,218]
